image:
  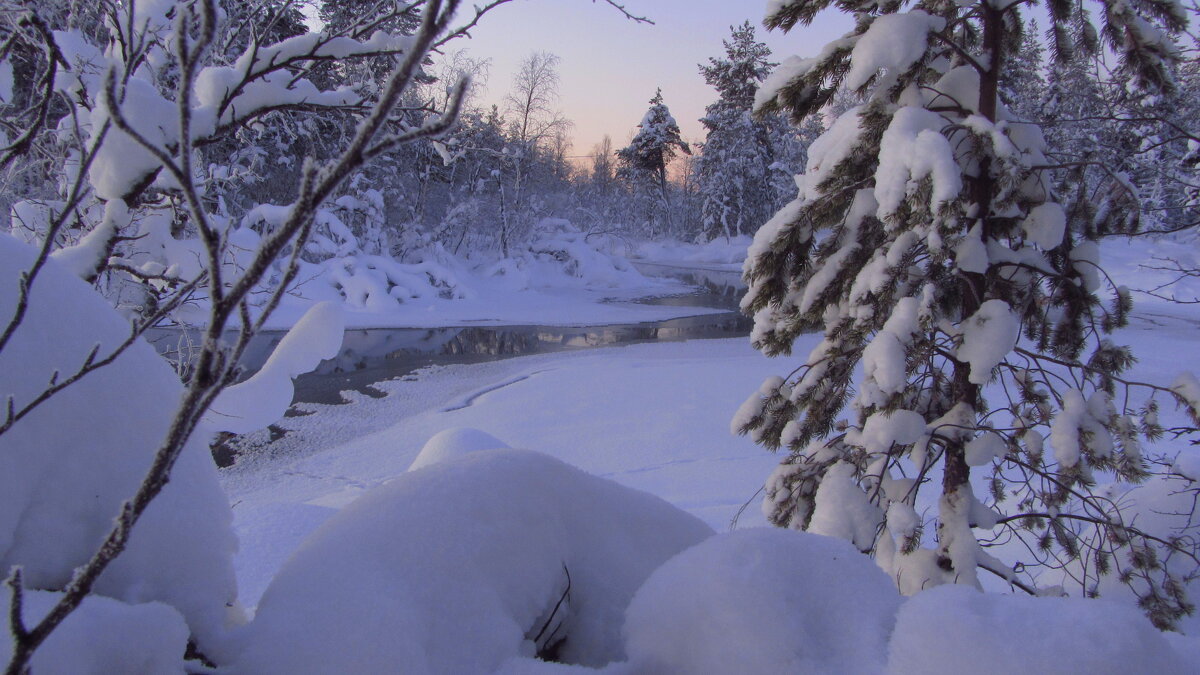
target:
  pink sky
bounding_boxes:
[457,1,851,160]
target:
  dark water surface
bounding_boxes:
[149,265,750,406]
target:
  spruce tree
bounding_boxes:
[695,22,781,241]
[616,89,691,237]
[738,0,1199,628]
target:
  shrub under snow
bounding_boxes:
[622,528,901,674]
[0,234,240,659]
[0,591,190,675]
[231,448,714,674]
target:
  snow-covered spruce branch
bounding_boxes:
[745,0,1199,629]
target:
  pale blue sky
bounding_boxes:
[457,1,851,158]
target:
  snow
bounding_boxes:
[846,12,946,90]
[632,236,750,269]
[874,107,962,219]
[852,409,928,454]
[1050,389,1087,468]
[888,585,1195,674]
[1,591,190,675]
[622,529,900,674]
[796,107,865,202]
[1174,450,1200,480]
[231,449,713,673]
[205,302,345,434]
[1023,203,1067,250]
[48,200,128,279]
[408,427,511,471]
[8,219,1200,669]
[0,233,239,659]
[860,296,922,404]
[1170,371,1200,420]
[808,461,884,551]
[224,222,718,331]
[957,299,1020,385]
[964,430,1008,466]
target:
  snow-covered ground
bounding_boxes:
[225,235,1199,581]
[209,234,1200,672]
[223,337,786,610]
[8,229,1200,672]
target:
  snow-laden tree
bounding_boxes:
[695,22,782,241]
[616,89,691,238]
[738,0,1200,628]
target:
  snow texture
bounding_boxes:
[231,449,713,674]
[807,461,884,551]
[623,529,900,674]
[0,233,239,658]
[1171,371,1200,419]
[0,591,190,675]
[846,12,945,90]
[957,299,1020,384]
[407,427,511,471]
[1174,451,1200,481]
[1022,202,1067,249]
[874,106,962,219]
[888,585,1196,674]
[49,199,128,279]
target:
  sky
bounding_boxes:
[453,0,852,160]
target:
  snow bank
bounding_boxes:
[0,591,190,675]
[623,528,900,674]
[0,233,239,658]
[632,235,751,266]
[888,585,1196,674]
[232,448,714,674]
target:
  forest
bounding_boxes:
[3,0,1200,672]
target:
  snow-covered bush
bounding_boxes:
[622,528,900,674]
[1,591,192,675]
[231,448,713,674]
[521,220,645,288]
[0,234,240,659]
[0,0,504,669]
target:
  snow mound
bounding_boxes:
[232,449,714,674]
[0,233,239,657]
[1,590,190,675]
[888,585,1195,674]
[408,427,511,471]
[622,528,900,674]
